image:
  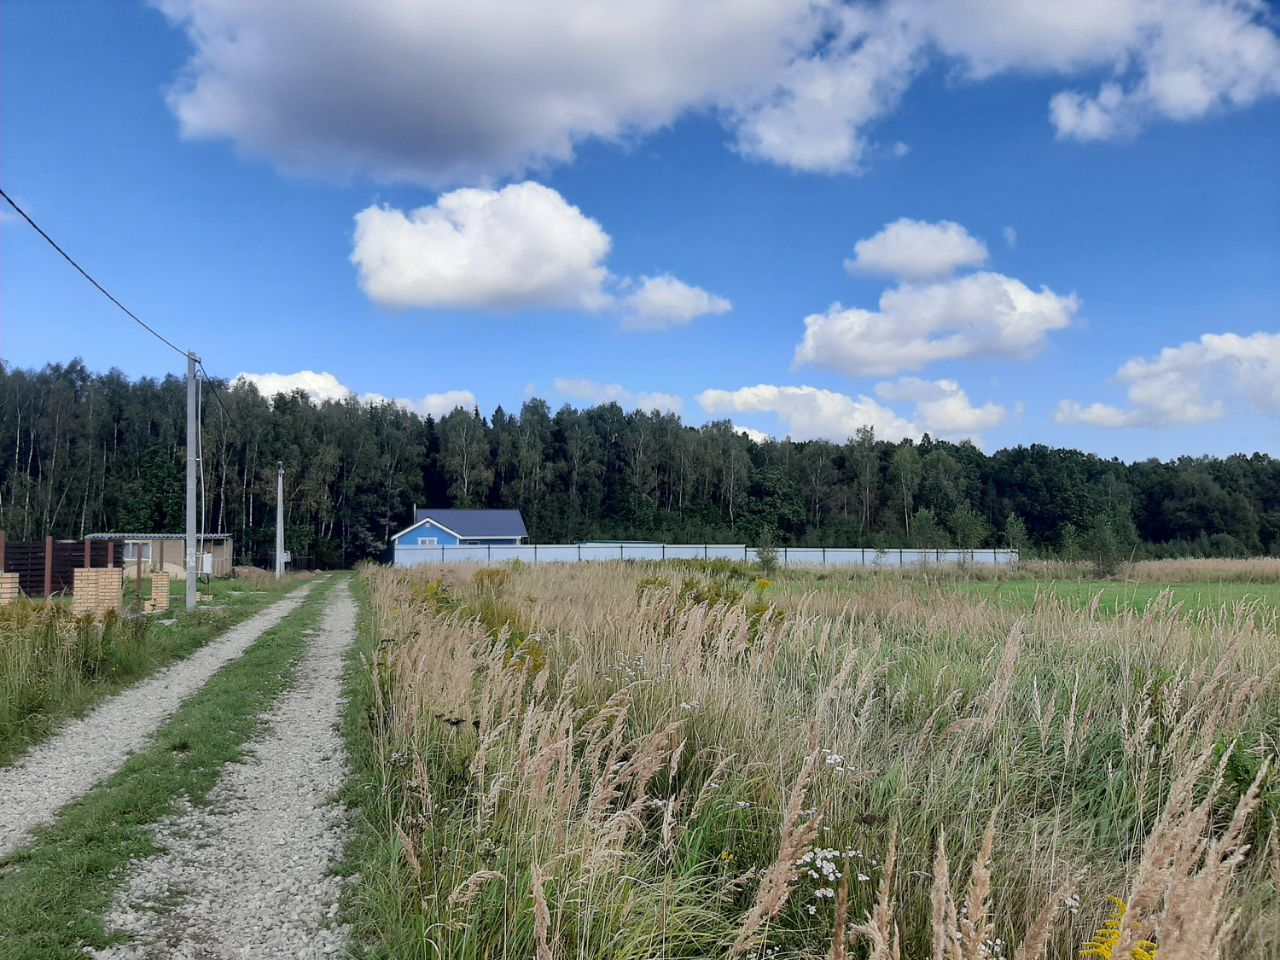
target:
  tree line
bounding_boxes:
[3,360,1279,568]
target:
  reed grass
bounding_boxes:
[349,561,1280,959]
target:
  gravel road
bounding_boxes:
[0,582,314,860]
[92,582,357,959]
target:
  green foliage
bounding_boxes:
[5,361,1280,566]
[1004,512,1029,553]
[755,527,779,575]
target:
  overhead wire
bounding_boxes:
[0,186,188,358]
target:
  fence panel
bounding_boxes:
[392,544,1019,568]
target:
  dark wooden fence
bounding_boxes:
[0,533,114,598]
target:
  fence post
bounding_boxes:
[136,549,144,613]
[158,541,164,574]
[662,544,666,560]
[704,544,708,560]
[107,541,115,568]
[578,544,582,562]
[534,544,539,564]
[620,544,624,561]
[0,530,6,572]
[487,544,492,563]
[44,535,54,600]
[782,546,788,567]
[899,548,904,567]
[84,539,91,568]
[822,546,826,566]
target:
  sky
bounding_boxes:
[2,0,1279,460]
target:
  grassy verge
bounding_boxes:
[335,568,415,958]
[0,575,338,960]
[0,573,314,765]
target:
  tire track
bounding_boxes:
[92,582,357,959]
[0,582,315,860]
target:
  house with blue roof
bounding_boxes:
[390,508,529,554]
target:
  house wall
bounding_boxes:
[397,519,461,548]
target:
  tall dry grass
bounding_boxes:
[356,562,1280,959]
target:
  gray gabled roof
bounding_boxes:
[414,508,528,539]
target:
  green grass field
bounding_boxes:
[949,578,1280,614]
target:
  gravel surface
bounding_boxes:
[92,583,357,959]
[0,583,314,860]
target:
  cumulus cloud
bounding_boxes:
[1056,331,1280,428]
[845,218,989,280]
[697,384,920,443]
[156,0,1280,183]
[362,389,478,418]
[1045,1,1280,140]
[235,370,475,416]
[795,270,1078,377]
[352,182,611,311]
[351,182,729,322]
[553,378,683,414]
[876,377,1008,437]
[619,275,732,330]
[732,423,774,444]
[233,370,352,403]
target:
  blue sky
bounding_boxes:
[3,0,1279,459]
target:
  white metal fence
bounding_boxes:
[393,543,1020,568]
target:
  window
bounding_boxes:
[417,536,438,546]
[122,542,152,563]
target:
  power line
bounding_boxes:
[0,186,188,358]
[196,359,235,427]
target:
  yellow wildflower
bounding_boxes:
[1081,898,1157,960]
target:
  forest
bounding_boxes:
[3,360,1278,568]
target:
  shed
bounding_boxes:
[85,533,235,578]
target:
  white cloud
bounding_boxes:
[351,182,729,322]
[362,389,478,418]
[553,378,683,414]
[351,182,611,311]
[157,0,1280,184]
[845,218,989,280]
[732,423,774,444]
[697,384,919,443]
[1002,225,1017,249]
[156,0,815,185]
[1056,331,1280,428]
[619,275,732,330]
[1044,0,1280,140]
[235,370,475,416]
[795,270,1078,377]
[233,370,351,403]
[875,377,1007,438]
